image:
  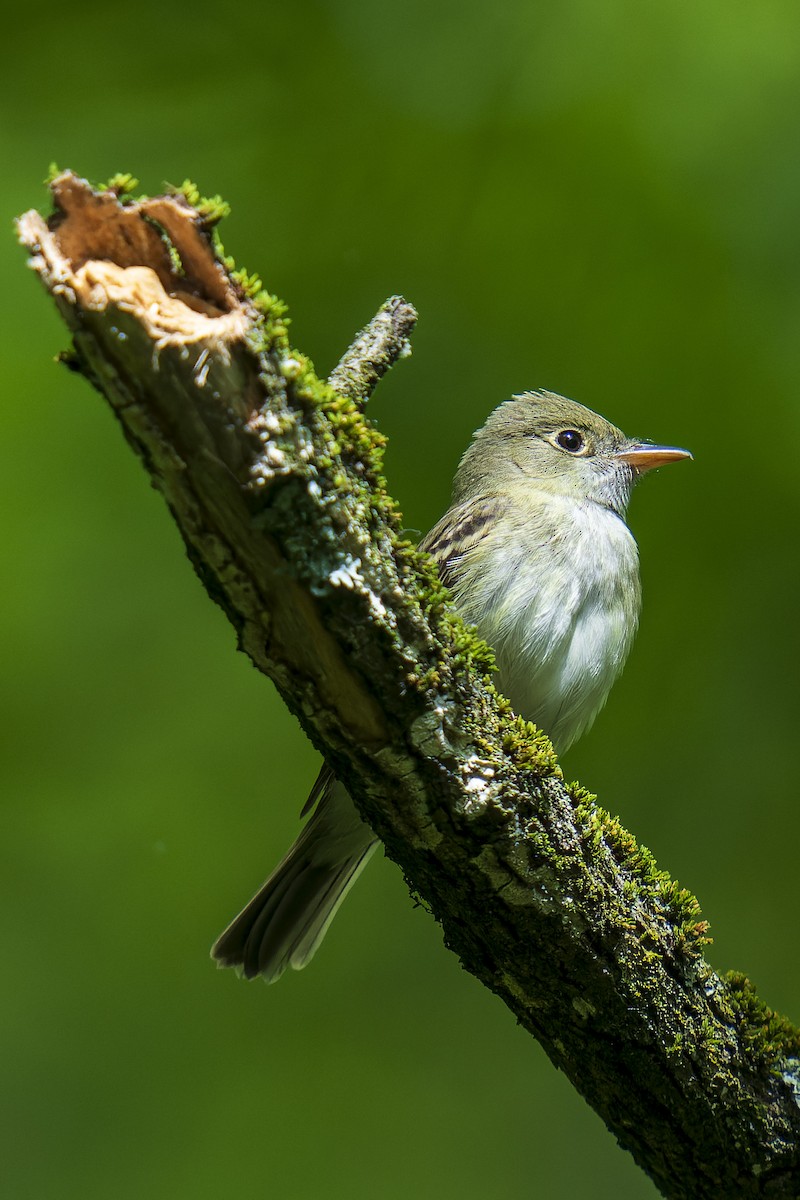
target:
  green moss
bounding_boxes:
[723,971,800,1062]
[46,165,141,196]
[402,561,499,695]
[311,384,390,472]
[567,785,711,954]
[231,268,291,348]
[497,710,559,776]
[157,181,295,355]
[171,179,231,225]
[156,181,291,352]
[667,1031,684,1055]
[102,172,141,196]
[699,1016,724,1051]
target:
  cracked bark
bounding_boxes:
[16,172,800,1200]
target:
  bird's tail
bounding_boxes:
[211,771,377,983]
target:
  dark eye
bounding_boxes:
[555,429,584,453]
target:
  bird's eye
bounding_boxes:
[555,429,585,453]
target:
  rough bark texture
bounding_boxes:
[17,172,800,1199]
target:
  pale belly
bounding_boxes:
[453,499,641,751]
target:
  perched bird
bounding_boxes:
[212,390,690,982]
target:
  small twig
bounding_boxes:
[328,295,417,403]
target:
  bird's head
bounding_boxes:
[453,390,691,516]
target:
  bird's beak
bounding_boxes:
[616,442,693,475]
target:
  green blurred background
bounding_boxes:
[4,2,800,1197]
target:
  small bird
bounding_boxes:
[212,390,691,982]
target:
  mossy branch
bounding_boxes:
[17,171,800,1200]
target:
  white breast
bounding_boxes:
[452,497,641,751]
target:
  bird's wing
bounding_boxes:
[419,496,508,590]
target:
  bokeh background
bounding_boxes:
[4,3,800,1197]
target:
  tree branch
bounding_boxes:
[17,171,800,1200]
[328,294,417,403]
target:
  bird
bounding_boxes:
[211,389,691,982]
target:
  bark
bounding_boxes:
[17,172,800,1199]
